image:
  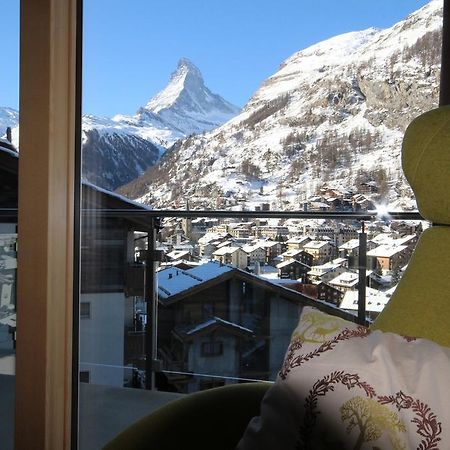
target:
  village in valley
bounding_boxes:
[151,184,421,321]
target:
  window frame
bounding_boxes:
[15,1,81,449]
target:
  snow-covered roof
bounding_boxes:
[329,271,359,288]
[179,316,253,338]
[198,232,229,245]
[260,276,303,285]
[367,244,408,258]
[83,180,153,210]
[340,287,392,313]
[242,244,265,254]
[309,201,331,209]
[332,258,348,266]
[370,233,395,245]
[394,235,417,246]
[172,243,194,251]
[167,250,190,260]
[336,273,360,285]
[304,240,330,249]
[255,240,280,249]
[339,239,360,250]
[286,236,311,244]
[281,249,303,258]
[256,265,279,277]
[216,240,236,249]
[276,259,308,269]
[212,246,241,256]
[308,261,345,276]
[159,260,201,270]
[157,261,234,300]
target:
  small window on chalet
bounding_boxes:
[201,341,223,357]
[80,302,91,319]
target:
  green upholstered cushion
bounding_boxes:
[402,105,450,225]
[373,106,450,345]
[372,227,450,347]
[102,382,270,450]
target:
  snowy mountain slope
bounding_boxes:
[119,0,442,211]
[82,126,161,191]
[0,105,160,190]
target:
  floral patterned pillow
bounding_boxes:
[237,307,446,450]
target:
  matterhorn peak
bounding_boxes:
[145,58,205,113]
[174,57,203,81]
[139,58,240,135]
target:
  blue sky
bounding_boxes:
[0,0,432,116]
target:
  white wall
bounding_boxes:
[79,292,125,387]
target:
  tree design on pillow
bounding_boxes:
[340,396,406,450]
[297,371,442,450]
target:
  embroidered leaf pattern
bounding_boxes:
[280,326,370,380]
[297,375,442,450]
[379,393,442,450]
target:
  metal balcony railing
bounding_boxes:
[1,207,425,390]
[81,207,423,389]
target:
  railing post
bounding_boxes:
[144,217,160,390]
[358,221,367,325]
[440,0,450,106]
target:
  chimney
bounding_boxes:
[6,127,12,143]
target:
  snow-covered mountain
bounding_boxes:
[119,0,442,211]
[81,58,240,189]
[137,58,241,135]
[0,59,240,191]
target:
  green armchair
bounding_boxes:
[103,382,270,450]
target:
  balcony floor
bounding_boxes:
[1,371,182,450]
[79,383,183,450]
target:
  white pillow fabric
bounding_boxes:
[237,307,447,450]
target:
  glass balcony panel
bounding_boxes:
[0,223,17,450]
[78,208,423,449]
[79,2,435,447]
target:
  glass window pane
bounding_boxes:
[0,1,19,448]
